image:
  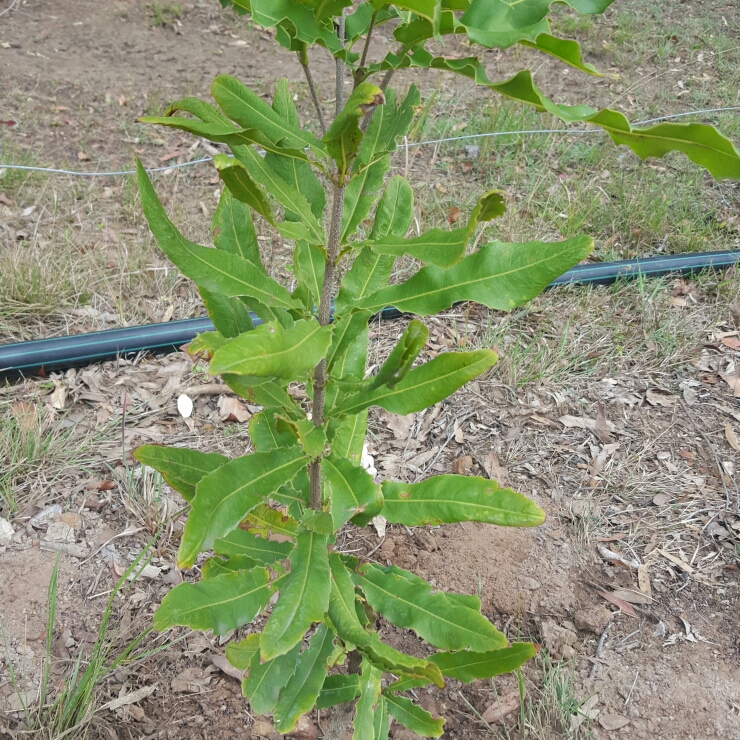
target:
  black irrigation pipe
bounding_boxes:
[1,249,739,379]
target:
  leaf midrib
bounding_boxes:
[361,570,496,647]
[360,239,590,311]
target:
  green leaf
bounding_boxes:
[459,0,614,49]
[188,331,228,359]
[294,241,326,306]
[273,468,310,519]
[249,0,347,60]
[214,528,294,564]
[324,82,385,178]
[316,674,360,709]
[323,456,383,531]
[249,409,302,451]
[201,554,261,578]
[335,251,394,318]
[276,416,328,458]
[200,288,255,338]
[136,159,300,309]
[225,633,260,671]
[213,154,275,225]
[138,115,314,164]
[261,529,331,660]
[211,74,326,156]
[519,33,600,75]
[392,1,439,23]
[374,696,390,740]
[327,555,444,687]
[300,509,335,536]
[164,95,232,125]
[363,228,468,268]
[381,475,545,527]
[244,504,299,540]
[356,563,507,651]
[178,447,309,568]
[584,111,740,181]
[429,643,538,682]
[328,411,368,465]
[233,145,326,243]
[340,87,419,244]
[221,376,299,410]
[332,350,497,417]
[358,189,504,269]
[133,446,227,504]
[267,81,326,220]
[367,320,428,390]
[245,642,301,715]
[384,694,444,738]
[274,624,336,733]
[370,175,414,240]
[209,319,332,380]
[342,157,390,244]
[354,658,383,740]
[153,568,272,635]
[326,309,371,379]
[358,236,593,315]
[212,186,263,268]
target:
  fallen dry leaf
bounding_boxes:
[49,381,67,410]
[171,667,213,694]
[77,150,91,161]
[379,411,414,440]
[0,193,14,206]
[645,388,677,407]
[669,296,687,308]
[559,415,617,432]
[597,590,637,617]
[453,455,473,475]
[210,654,245,681]
[609,587,652,605]
[372,514,387,538]
[484,451,509,485]
[589,442,619,477]
[482,690,520,723]
[101,684,157,712]
[594,402,613,443]
[11,401,36,432]
[721,336,740,351]
[652,492,671,506]
[725,422,740,451]
[719,373,740,397]
[637,563,652,597]
[218,396,251,423]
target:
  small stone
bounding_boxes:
[290,715,318,739]
[252,719,274,737]
[45,521,75,543]
[574,605,612,634]
[0,517,13,546]
[520,577,541,591]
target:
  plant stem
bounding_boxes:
[308,12,348,511]
[298,50,326,135]
[335,14,346,114]
[355,10,377,86]
[309,182,345,509]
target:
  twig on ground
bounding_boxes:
[589,622,612,679]
[597,543,640,571]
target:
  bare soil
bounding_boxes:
[1,2,740,740]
